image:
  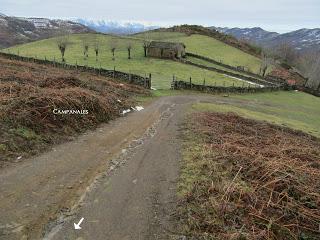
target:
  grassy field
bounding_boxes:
[135,32,263,73]
[192,91,320,138]
[3,33,255,89]
[187,55,273,77]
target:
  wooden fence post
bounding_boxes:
[149,73,152,89]
[189,77,192,88]
[113,66,116,79]
[129,73,132,83]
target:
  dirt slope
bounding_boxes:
[0,56,146,166]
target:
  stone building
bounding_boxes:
[147,41,186,59]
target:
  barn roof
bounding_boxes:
[149,41,185,49]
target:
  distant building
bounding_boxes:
[147,41,186,59]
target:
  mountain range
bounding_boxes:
[75,19,159,35]
[0,13,93,49]
[211,27,320,53]
[1,11,319,54]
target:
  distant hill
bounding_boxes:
[75,19,159,35]
[149,25,263,57]
[267,29,320,52]
[0,13,93,49]
[212,27,279,44]
[211,26,320,52]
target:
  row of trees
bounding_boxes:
[257,41,320,91]
[274,42,320,90]
[56,33,152,63]
[298,50,320,90]
[241,37,319,91]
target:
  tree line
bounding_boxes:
[261,42,319,91]
[56,33,152,63]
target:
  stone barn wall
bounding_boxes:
[147,41,186,59]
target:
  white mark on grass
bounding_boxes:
[223,74,265,88]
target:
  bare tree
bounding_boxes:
[126,41,133,59]
[300,51,320,90]
[260,51,273,77]
[56,36,69,62]
[142,33,151,57]
[109,38,118,61]
[94,39,100,62]
[276,42,297,65]
[82,40,89,60]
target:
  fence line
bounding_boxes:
[297,86,320,97]
[185,52,285,85]
[172,79,291,94]
[0,52,151,89]
[181,59,278,87]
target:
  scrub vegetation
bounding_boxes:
[178,112,320,239]
[0,56,147,166]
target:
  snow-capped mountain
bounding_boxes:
[0,14,93,49]
[212,27,279,44]
[75,19,159,35]
[267,29,320,51]
[211,26,320,52]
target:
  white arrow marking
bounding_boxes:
[74,217,84,230]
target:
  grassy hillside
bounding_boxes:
[135,31,263,73]
[3,33,255,90]
[193,91,320,138]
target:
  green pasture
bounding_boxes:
[5,33,261,89]
[192,91,320,138]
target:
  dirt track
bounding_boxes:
[0,95,216,240]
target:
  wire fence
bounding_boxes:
[1,50,288,92]
[0,52,151,89]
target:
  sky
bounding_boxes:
[0,0,319,33]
